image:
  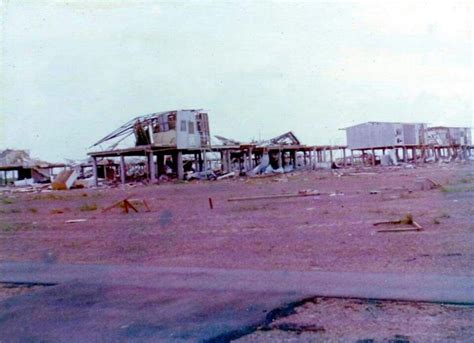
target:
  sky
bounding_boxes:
[0,0,472,162]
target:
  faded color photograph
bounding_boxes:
[0,1,473,342]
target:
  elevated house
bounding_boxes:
[93,109,211,150]
[344,122,427,150]
[89,109,212,183]
[343,122,472,164]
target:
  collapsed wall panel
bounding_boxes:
[51,169,78,190]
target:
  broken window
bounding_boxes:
[188,121,195,134]
[152,119,161,133]
[180,120,187,132]
[168,113,176,130]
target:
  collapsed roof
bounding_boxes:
[214,131,301,147]
[91,111,175,149]
[214,135,240,146]
[91,109,207,150]
[269,131,301,145]
[0,149,51,168]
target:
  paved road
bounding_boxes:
[1,262,473,342]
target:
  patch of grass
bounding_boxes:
[32,194,66,201]
[1,223,15,233]
[1,222,35,233]
[368,209,383,214]
[400,193,415,200]
[1,198,14,205]
[400,213,413,225]
[235,205,260,212]
[50,208,65,214]
[441,186,474,193]
[79,203,98,212]
[433,211,450,224]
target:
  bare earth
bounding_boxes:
[1,163,473,341]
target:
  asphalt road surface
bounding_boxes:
[1,262,473,342]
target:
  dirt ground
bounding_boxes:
[1,162,473,341]
[238,297,474,342]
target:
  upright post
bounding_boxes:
[148,151,157,183]
[92,156,98,187]
[177,151,184,180]
[247,148,253,171]
[227,151,232,172]
[120,155,126,185]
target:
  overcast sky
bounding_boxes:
[1,0,472,162]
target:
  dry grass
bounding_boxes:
[50,208,66,214]
[1,197,14,205]
[400,213,413,225]
[79,203,98,212]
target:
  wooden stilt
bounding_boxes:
[120,155,126,184]
[177,151,184,180]
[92,157,98,187]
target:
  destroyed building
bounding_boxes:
[93,109,211,150]
[0,149,66,186]
[425,126,471,146]
[89,109,212,184]
[88,112,472,186]
[89,110,350,185]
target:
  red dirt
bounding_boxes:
[238,297,474,342]
[1,164,472,276]
[1,163,473,341]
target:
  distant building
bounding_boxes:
[344,122,427,150]
[0,149,66,185]
[425,126,471,146]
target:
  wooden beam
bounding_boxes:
[228,190,320,202]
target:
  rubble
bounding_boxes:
[51,169,78,190]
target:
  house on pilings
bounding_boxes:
[88,109,212,185]
[343,122,472,165]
